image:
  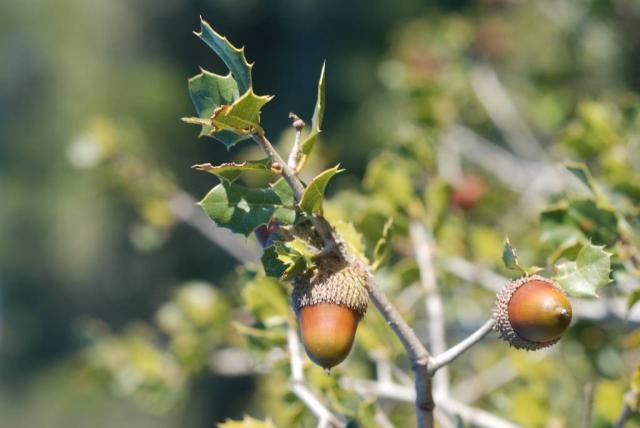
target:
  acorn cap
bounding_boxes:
[292,257,369,316]
[493,275,571,351]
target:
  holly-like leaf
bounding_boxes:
[211,89,273,138]
[554,243,612,297]
[261,246,287,278]
[502,237,522,271]
[300,62,326,159]
[192,158,273,182]
[187,69,240,138]
[371,218,394,271]
[199,180,288,236]
[501,237,542,276]
[196,18,253,94]
[261,239,316,280]
[277,239,316,280]
[299,165,344,214]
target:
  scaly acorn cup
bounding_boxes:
[493,275,572,350]
[292,257,369,370]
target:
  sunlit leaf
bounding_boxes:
[210,89,273,139]
[299,165,344,214]
[192,158,273,182]
[300,62,326,163]
[554,243,612,297]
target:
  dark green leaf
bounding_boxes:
[196,18,253,94]
[187,69,239,138]
[199,181,287,236]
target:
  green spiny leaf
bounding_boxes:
[275,239,316,280]
[554,243,612,297]
[211,89,273,137]
[187,69,239,139]
[192,158,273,182]
[196,18,253,94]
[261,246,287,279]
[261,239,316,280]
[299,62,326,164]
[502,237,523,272]
[199,180,288,236]
[299,164,344,214]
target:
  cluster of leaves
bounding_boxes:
[81,282,229,414]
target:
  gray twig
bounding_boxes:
[409,221,448,398]
[429,319,496,374]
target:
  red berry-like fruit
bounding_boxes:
[292,258,368,370]
[493,275,572,350]
[451,175,487,210]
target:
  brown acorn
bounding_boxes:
[292,257,368,369]
[493,275,572,350]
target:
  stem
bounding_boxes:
[340,377,519,428]
[287,112,305,170]
[252,133,305,200]
[429,319,495,374]
[410,221,448,397]
[359,261,434,427]
[614,390,637,428]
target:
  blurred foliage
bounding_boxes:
[2,0,640,427]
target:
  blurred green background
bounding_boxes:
[2,0,640,427]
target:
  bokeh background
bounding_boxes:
[2,0,640,427]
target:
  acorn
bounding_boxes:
[493,275,572,350]
[292,257,369,370]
